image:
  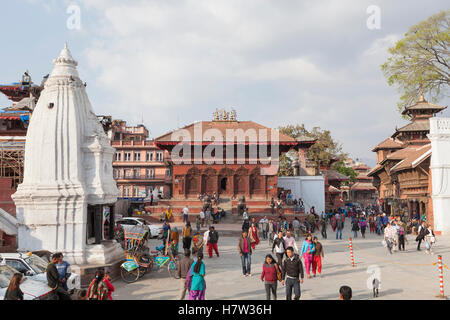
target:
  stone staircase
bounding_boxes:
[218,197,239,223]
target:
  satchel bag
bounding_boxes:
[275,263,282,282]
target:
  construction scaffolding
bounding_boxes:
[0,141,25,189]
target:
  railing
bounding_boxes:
[111,140,157,147]
[114,174,172,180]
[430,118,450,134]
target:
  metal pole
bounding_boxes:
[438,255,445,298]
[349,237,355,267]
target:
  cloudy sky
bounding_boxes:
[1,0,449,167]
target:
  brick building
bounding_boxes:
[111,120,172,205]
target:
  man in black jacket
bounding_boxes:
[46,253,71,300]
[281,247,304,300]
[207,226,220,258]
[416,221,428,251]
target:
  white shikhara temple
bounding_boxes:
[12,44,123,265]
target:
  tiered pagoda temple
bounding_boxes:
[368,91,447,221]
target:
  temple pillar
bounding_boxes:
[231,174,235,198]
[215,174,219,195]
[108,205,115,241]
[407,200,412,218]
[94,205,102,245]
[264,176,268,199]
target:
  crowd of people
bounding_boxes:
[235,212,328,300]
[270,193,306,215]
[13,200,433,301]
[3,252,115,300]
[161,203,226,226]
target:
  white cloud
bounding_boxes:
[54,0,449,166]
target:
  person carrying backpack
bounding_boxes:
[424,224,435,254]
[416,221,428,251]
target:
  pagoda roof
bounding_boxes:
[0,83,42,103]
[356,173,372,180]
[353,163,371,171]
[390,144,431,173]
[393,119,430,134]
[381,146,416,164]
[401,98,447,116]
[322,169,350,181]
[328,185,341,193]
[155,120,312,146]
[372,137,404,152]
[350,182,377,191]
[295,135,317,143]
[367,164,384,177]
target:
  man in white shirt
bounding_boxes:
[203,228,210,255]
[259,216,269,240]
[183,206,189,223]
[283,230,299,254]
[391,221,400,252]
[243,208,249,221]
[199,210,205,227]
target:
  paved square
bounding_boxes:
[113,223,450,300]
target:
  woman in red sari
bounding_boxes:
[249,222,260,249]
[331,214,337,232]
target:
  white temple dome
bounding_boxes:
[14,43,119,204]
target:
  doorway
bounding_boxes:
[220,178,227,192]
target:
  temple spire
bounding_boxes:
[419,84,425,102]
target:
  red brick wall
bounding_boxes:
[0,178,17,250]
[172,164,277,199]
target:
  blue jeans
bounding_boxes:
[353,230,358,238]
[336,228,342,239]
[241,253,251,275]
[183,214,188,223]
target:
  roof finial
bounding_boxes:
[419,84,425,102]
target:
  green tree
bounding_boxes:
[381,10,450,113]
[331,161,357,184]
[278,152,294,176]
[278,124,347,175]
